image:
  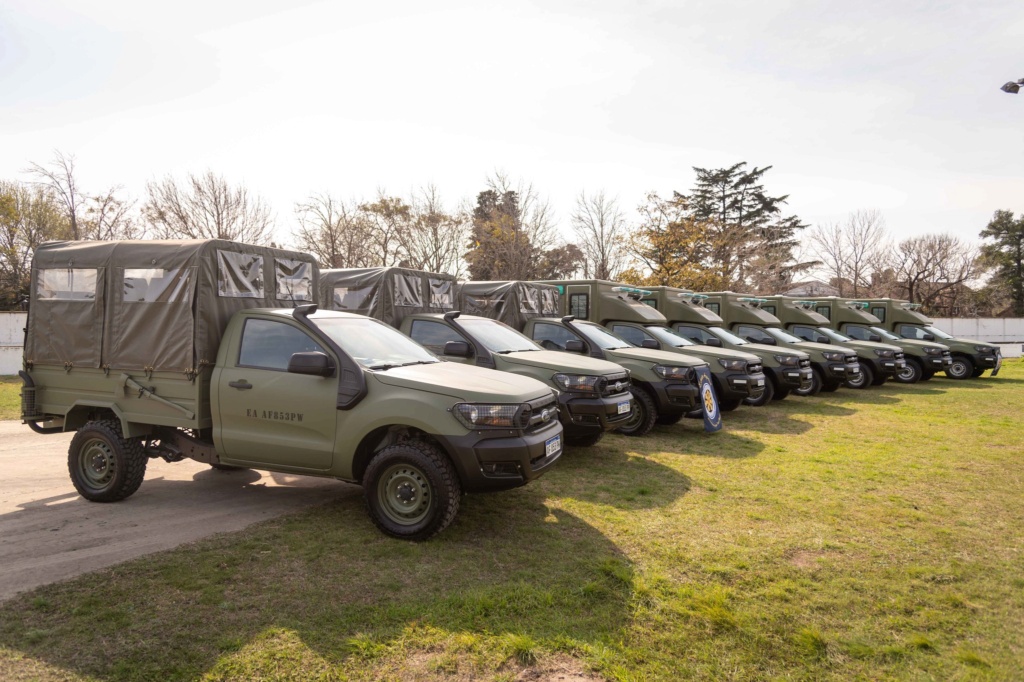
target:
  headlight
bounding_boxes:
[923,346,942,356]
[653,365,697,382]
[822,351,846,362]
[552,373,600,393]
[974,345,994,353]
[718,358,748,371]
[774,354,800,366]
[874,349,895,358]
[452,403,521,429]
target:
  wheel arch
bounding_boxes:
[351,425,457,485]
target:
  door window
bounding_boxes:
[569,293,588,319]
[673,324,713,344]
[791,325,818,342]
[736,325,775,344]
[531,322,582,351]
[238,319,325,370]
[409,320,465,354]
[610,324,647,346]
[843,325,871,341]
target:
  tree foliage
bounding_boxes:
[144,171,274,243]
[809,209,888,296]
[571,190,627,279]
[979,210,1024,316]
[0,181,68,308]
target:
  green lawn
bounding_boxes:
[1,363,1022,680]
[0,375,20,420]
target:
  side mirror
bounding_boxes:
[816,335,830,344]
[641,338,659,349]
[869,334,881,342]
[287,351,335,377]
[923,333,935,341]
[443,340,472,357]
[565,339,585,353]
[749,336,774,345]
[704,337,722,347]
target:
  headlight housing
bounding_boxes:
[718,358,748,371]
[873,349,895,358]
[653,365,697,382]
[975,345,995,353]
[822,351,846,362]
[923,346,943,356]
[551,373,601,393]
[774,354,800,366]
[452,403,521,429]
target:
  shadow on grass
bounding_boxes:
[0,486,635,681]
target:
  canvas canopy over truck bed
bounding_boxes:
[22,239,318,433]
[455,280,561,328]
[319,267,455,326]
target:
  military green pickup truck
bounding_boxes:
[20,241,563,540]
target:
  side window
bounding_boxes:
[641,298,657,309]
[791,325,816,342]
[610,325,646,346]
[409,320,465,354]
[761,305,776,316]
[673,324,710,344]
[737,325,774,344]
[531,322,582,351]
[218,251,264,298]
[704,302,720,315]
[898,324,926,340]
[871,307,886,322]
[275,259,313,301]
[569,293,588,319]
[815,306,831,320]
[393,274,423,307]
[238,319,325,370]
[123,268,192,303]
[36,268,99,300]
[844,325,870,341]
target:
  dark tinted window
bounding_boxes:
[761,305,776,315]
[871,307,886,322]
[673,324,714,344]
[791,325,818,341]
[898,324,931,340]
[844,325,871,340]
[736,325,775,344]
[239,319,325,370]
[610,324,647,346]
[704,302,720,315]
[531,322,582,351]
[408,320,465,354]
[815,306,831,320]
[569,293,588,319]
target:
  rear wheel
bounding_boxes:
[844,362,873,389]
[945,356,974,380]
[68,419,147,502]
[894,358,922,384]
[618,387,657,437]
[364,441,460,541]
[743,376,774,406]
[793,368,823,397]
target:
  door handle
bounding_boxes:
[228,380,252,390]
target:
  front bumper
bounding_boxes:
[973,352,1000,369]
[923,354,953,370]
[717,370,767,399]
[644,378,700,413]
[438,420,564,493]
[866,356,906,377]
[824,360,862,380]
[559,390,633,436]
[767,365,813,390]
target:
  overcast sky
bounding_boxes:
[1,0,1021,250]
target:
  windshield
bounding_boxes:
[816,327,852,343]
[708,326,748,345]
[460,318,540,353]
[923,325,953,340]
[576,321,632,350]
[869,326,900,341]
[647,325,695,346]
[313,317,439,369]
[766,327,805,344]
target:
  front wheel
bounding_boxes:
[718,397,742,412]
[744,377,774,406]
[894,358,922,384]
[793,368,823,397]
[844,362,873,389]
[363,441,460,541]
[971,367,986,378]
[618,387,657,437]
[68,419,148,502]
[945,356,974,380]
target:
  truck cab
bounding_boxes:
[805,297,951,384]
[638,286,812,404]
[863,299,1001,379]
[759,296,905,388]
[702,292,861,396]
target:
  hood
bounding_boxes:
[787,340,857,355]
[952,336,994,348]
[662,344,760,363]
[606,346,707,367]
[896,339,950,352]
[372,361,549,402]
[741,342,809,359]
[841,339,903,353]
[499,350,625,375]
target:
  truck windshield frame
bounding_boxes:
[313,316,439,370]
[869,326,900,341]
[766,327,805,344]
[646,325,696,347]
[459,318,541,353]
[922,325,954,340]
[708,326,749,345]
[815,327,853,343]
[575,321,632,350]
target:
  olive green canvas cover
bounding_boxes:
[455,281,560,329]
[320,267,456,327]
[26,240,318,373]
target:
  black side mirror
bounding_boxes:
[641,338,659,349]
[287,351,335,377]
[749,336,774,345]
[704,337,722,347]
[869,334,881,342]
[565,339,585,353]
[923,333,935,341]
[816,335,830,344]
[443,340,472,357]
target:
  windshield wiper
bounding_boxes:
[368,363,399,371]
[399,360,438,367]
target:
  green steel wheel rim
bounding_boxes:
[78,437,117,491]
[377,463,432,526]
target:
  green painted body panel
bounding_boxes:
[859,299,996,367]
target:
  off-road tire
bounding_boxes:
[364,441,460,541]
[844,362,873,389]
[744,376,775,406]
[618,386,657,437]
[870,371,888,386]
[718,397,742,411]
[971,367,986,378]
[655,413,684,426]
[820,381,841,393]
[68,419,147,502]
[945,355,974,380]
[772,386,789,401]
[793,368,823,397]
[894,358,922,384]
[565,431,604,447]
[920,369,935,381]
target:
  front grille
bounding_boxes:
[845,355,858,364]
[894,352,905,360]
[942,350,952,359]
[748,363,763,374]
[599,372,630,396]
[519,394,559,432]
[799,358,811,369]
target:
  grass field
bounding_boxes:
[1,363,1022,681]
[0,375,20,420]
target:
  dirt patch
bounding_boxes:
[514,654,604,681]
[788,549,830,569]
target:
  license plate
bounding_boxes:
[617,400,630,415]
[545,435,561,457]
[850,367,860,374]
[756,378,765,387]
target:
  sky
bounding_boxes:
[1,0,1022,251]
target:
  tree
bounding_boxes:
[886,233,979,313]
[571,190,627,279]
[536,243,584,279]
[0,181,67,309]
[293,193,374,268]
[979,210,1024,316]
[809,209,888,296]
[359,192,413,267]
[144,171,274,243]
[401,185,470,276]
